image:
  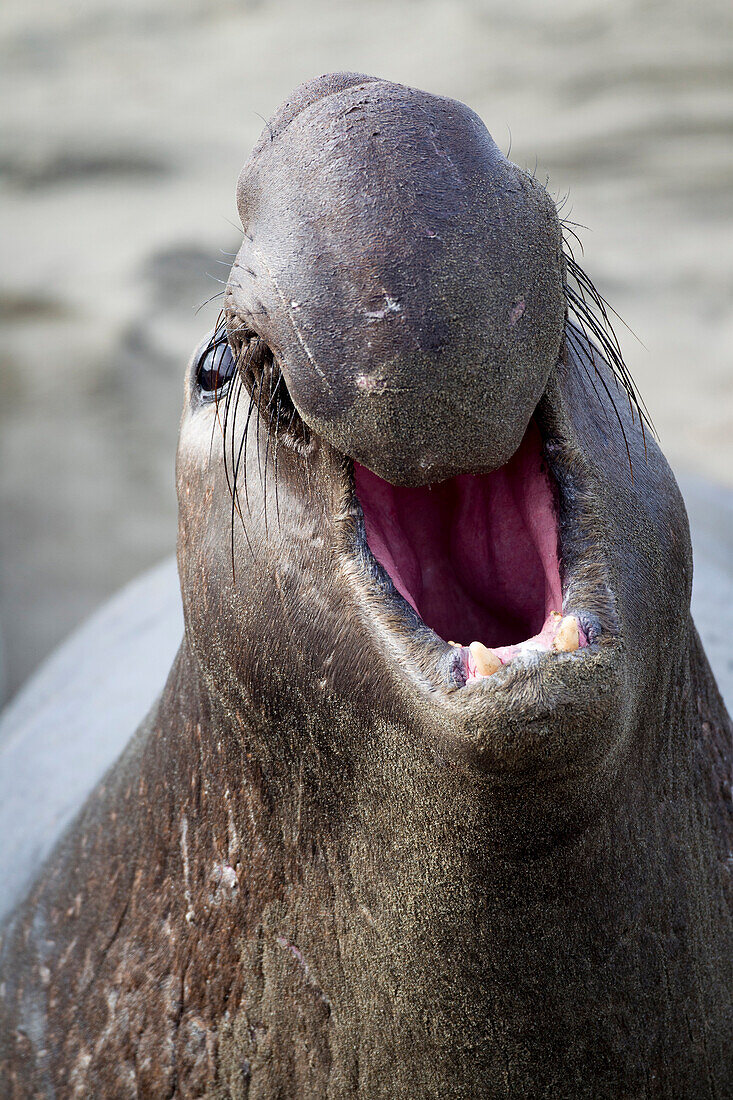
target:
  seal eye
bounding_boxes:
[196,329,235,397]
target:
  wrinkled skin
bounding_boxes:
[1,75,731,1099]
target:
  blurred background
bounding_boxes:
[1,0,732,704]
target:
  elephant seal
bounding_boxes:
[1,73,731,1098]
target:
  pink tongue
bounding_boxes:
[354,421,565,651]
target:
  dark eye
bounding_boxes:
[196,329,236,396]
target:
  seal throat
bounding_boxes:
[354,421,585,681]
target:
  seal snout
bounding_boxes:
[225,72,567,487]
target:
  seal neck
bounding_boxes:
[145,633,730,1093]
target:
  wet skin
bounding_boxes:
[1,74,731,1098]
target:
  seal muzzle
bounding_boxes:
[226,73,566,485]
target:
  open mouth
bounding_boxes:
[221,320,614,696]
[354,420,587,685]
[353,420,588,686]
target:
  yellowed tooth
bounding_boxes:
[469,641,501,676]
[553,615,580,653]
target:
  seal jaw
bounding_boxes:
[331,387,623,771]
[211,313,623,775]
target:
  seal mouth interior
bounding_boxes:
[354,421,586,680]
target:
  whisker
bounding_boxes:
[195,290,225,315]
[239,379,258,516]
[231,336,260,517]
[565,324,634,481]
[220,343,242,504]
[271,371,284,526]
[255,358,265,488]
[262,369,274,540]
[227,375,246,522]
[572,346,616,440]
[559,222,585,255]
[561,231,655,464]
[230,404,254,572]
[208,316,310,568]
[205,312,227,460]
[222,216,245,236]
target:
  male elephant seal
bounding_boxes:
[1,73,731,1098]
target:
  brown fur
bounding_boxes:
[1,76,731,1098]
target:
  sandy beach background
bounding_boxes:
[1,0,732,702]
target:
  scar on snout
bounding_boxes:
[365,295,402,322]
[355,373,388,395]
[509,297,526,325]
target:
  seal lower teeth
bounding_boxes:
[553,615,580,653]
[469,641,501,677]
